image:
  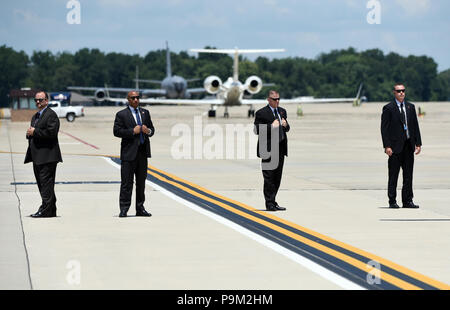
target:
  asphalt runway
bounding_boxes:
[1,102,450,290]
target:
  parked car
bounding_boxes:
[47,101,84,122]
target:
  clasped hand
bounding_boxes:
[26,127,35,137]
[272,119,287,128]
[134,125,150,135]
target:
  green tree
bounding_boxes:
[0,45,30,107]
[1,46,448,104]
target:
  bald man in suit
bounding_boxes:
[25,91,63,218]
[113,91,155,217]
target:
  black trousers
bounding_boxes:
[33,162,57,215]
[120,146,148,213]
[388,141,414,204]
[262,153,285,209]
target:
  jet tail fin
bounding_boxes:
[353,83,364,106]
[166,41,172,78]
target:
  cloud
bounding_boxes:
[380,32,410,56]
[13,9,45,24]
[12,8,58,30]
[395,0,431,16]
[96,0,144,8]
[344,0,360,8]
[261,0,293,15]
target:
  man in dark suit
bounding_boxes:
[24,91,63,218]
[254,90,290,211]
[113,91,155,217]
[381,84,422,209]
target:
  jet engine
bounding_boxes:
[244,76,263,94]
[94,89,106,101]
[203,76,222,94]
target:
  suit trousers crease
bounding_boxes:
[262,150,285,208]
[33,162,57,213]
[120,145,148,212]
[388,141,414,204]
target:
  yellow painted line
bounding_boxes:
[148,164,450,290]
[147,168,424,290]
[1,149,446,289]
[0,151,121,161]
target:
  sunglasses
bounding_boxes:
[129,96,140,100]
[34,98,46,103]
[395,89,406,93]
[269,97,280,101]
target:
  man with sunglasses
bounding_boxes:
[24,91,62,218]
[381,84,422,209]
[113,91,155,217]
[254,90,290,211]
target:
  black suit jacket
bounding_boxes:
[113,106,155,161]
[381,100,422,154]
[254,105,290,158]
[24,107,63,165]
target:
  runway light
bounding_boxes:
[297,105,303,117]
[418,106,426,117]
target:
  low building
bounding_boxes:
[8,89,91,121]
[9,88,39,122]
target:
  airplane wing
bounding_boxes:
[142,89,167,96]
[241,97,357,105]
[190,49,285,54]
[134,79,162,84]
[187,87,206,94]
[67,86,134,93]
[242,83,364,105]
[109,97,224,105]
[287,83,364,104]
[241,99,269,105]
[68,86,166,96]
[285,97,356,104]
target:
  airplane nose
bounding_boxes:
[175,83,186,96]
[174,83,183,92]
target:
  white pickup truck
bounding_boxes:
[47,101,85,122]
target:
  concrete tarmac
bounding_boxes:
[1,101,449,290]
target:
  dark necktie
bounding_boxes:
[134,108,145,145]
[274,108,285,141]
[274,108,280,122]
[400,103,410,139]
[34,112,40,126]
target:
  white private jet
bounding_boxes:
[109,47,363,118]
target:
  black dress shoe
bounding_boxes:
[136,209,151,217]
[30,211,55,218]
[119,211,128,217]
[266,205,286,211]
[274,205,286,211]
[389,203,400,209]
[403,202,419,209]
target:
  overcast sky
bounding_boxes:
[1,0,449,71]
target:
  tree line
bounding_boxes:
[1,44,449,107]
